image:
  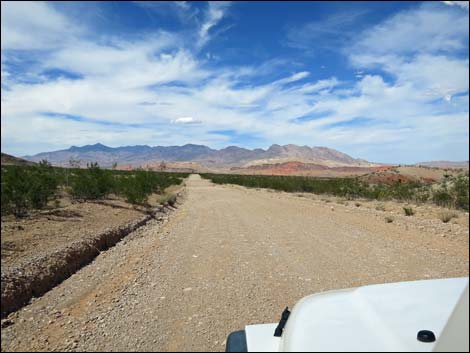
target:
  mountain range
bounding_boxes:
[415,161,469,169]
[23,143,374,169]
[1,152,36,166]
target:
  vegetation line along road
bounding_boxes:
[1,161,189,217]
[201,172,469,211]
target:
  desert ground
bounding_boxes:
[1,174,468,352]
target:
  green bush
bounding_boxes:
[451,174,469,211]
[71,162,114,200]
[114,170,185,205]
[116,176,147,204]
[1,161,58,217]
[439,211,458,223]
[432,190,453,208]
[1,163,188,214]
[115,170,152,205]
[1,165,31,217]
[201,172,470,211]
[201,174,371,198]
[403,207,415,216]
[29,160,58,209]
[201,174,426,204]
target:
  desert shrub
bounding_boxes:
[387,182,423,201]
[201,174,435,206]
[385,216,394,223]
[439,211,458,223]
[1,166,31,217]
[71,162,114,200]
[28,160,58,209]
[403,207,415,216]
[450,174,469,211]
[201,172,467,211]
[114,170,185,205]
[1,161,58,217]
[375,204,386,211]
[159,193,177,206]
[432,190,453,208]
[2,164,187,213]
[414,189,430,204]
[116,170,154,204]
[368,184,390,200]
[201,174,371,199]
[116,176,148,204]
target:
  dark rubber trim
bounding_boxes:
[226,330,248,352]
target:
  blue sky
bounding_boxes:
[1,1,469,163]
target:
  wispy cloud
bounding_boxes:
[0,1,82,50]
[133,1,199,24]
[198,1,232,47]
[285,10,368,52]
[1,1,468,163]
[349,3,469,102]
[442,1,469,11]
[352,4,468,55]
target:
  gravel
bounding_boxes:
[1,175,468,352]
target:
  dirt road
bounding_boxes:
[2,175,468,351]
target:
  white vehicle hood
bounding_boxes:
[245,277,469,352]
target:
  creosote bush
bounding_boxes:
[439,211,458,223]
[1,160,58,217]
[403,207,415,216]
[1,162,188,216]
[71,162,114,200]
[201,172,469,211]
[385,216,394,223]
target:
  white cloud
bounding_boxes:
[1,1,468,163]
[352,5,468,55]
[296,78,339,94]
[172,117,202,124]
[350,4,469,102]
[275,71,310,85]
[442,1,469,10]
[198,2,231,47]
[1,1,81,50]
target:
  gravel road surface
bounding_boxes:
[2,174,468,351]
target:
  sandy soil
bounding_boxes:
[1,175,468,352]
[1,197,150,271]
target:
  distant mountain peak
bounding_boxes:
[24,143,370,168]
[68,143,112,152]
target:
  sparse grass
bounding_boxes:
[403,207,415,216]
[385,216,394,223]
[158,192,178,207]
[376,204,386,211]
[439,211,458,223]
